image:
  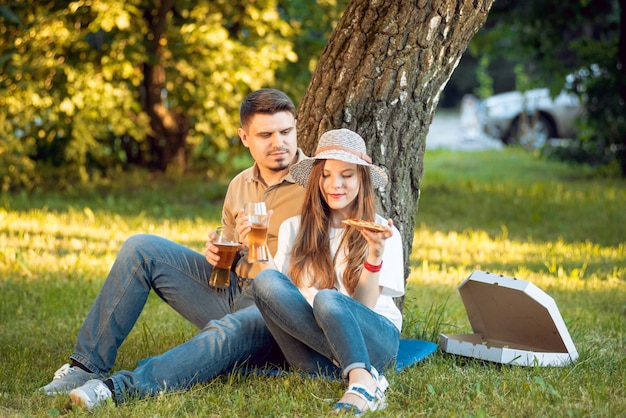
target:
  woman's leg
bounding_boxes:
[252,271,338,376]
[312,289,400,377]
[253,273,399,376]
[312,290,399,414]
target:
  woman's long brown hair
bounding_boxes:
[288,160,377,295]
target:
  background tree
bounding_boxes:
[297,0,495,306]
[274,0,349,104]
[469,0,626,175]
[0,0,297,190]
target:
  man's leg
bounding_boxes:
[106,305,279,402]
[72,234,234,373]
[41,234,235,394]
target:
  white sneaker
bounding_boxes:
[38,364,99,395]
[69,379,112,410]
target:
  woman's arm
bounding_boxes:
[351,218,394,308]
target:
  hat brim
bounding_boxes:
[290,151,388,189]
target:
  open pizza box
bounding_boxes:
[439,270,578,366]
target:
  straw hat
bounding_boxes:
[290,128,388,188]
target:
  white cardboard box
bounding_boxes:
[439,270,578,366]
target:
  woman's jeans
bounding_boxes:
[69,234,281,402]
[252,270,400,379]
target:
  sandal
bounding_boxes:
[331,367,389,416]
[332,383,381,416]
[370,366,389,399]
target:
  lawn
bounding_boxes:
[0,148,624,417]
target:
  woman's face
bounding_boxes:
[319,159,360,216]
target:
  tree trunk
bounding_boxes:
[141,0,188,172]
[297,0,494,310]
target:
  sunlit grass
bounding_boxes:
[0,208,213,282]
[1,151,624,417]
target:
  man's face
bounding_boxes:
[238,111,297,174]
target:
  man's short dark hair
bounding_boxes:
[240,88,296,129]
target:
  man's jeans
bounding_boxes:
[69,234,280,401]
[252,270,399,379]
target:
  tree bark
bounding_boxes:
[297,0,494,310]
[141,0,188,172]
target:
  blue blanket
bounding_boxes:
[394,339,438,371]
[255,339,437,378]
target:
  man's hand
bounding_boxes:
[205,228,246,267]
[204,231,220,267]
[236,207,273,248]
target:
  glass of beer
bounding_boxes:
[244,202,269,262]
[209,225,239,289]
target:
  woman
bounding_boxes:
[245,128,404,415]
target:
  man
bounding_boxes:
[39,88,307,409]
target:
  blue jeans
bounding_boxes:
[69,234,281,401]
[252,270,400,379]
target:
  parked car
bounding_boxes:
[478,88,583,149]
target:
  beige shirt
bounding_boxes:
[222,149,308,279]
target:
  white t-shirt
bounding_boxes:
[273,214,405,331]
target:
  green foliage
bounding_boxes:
[274,0,349,105]
[1,149,624,416]
[0,0,341,190]
[543,138,623,175]
[473,55,493,99]
[469,0,626,175]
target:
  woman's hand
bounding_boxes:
[352,218,393,308]
[359,218,394,264]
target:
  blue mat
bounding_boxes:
[394,339,438,371]
[255,339,437,378]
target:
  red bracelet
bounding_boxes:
[364,261,383,273]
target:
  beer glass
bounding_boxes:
[209,226,239,289]
[244,202,269,262]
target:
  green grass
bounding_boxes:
[1,150,624,417]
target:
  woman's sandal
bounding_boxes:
[332,383,381,416]
[331,367,389,416]
[370,366,389,399]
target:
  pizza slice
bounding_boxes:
[341,218,387,232]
